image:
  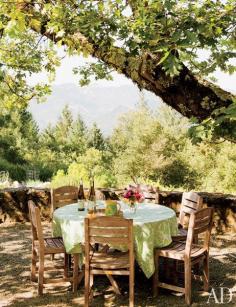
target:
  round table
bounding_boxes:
[53,202,178,278]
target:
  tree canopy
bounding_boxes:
[0,0,236,141]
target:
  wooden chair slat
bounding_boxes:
[194,225,211,235]
[54,194,78,201]
[88,216,130,228]
[182,199,198,210]
[182,206,198,215]
[89,227,128,236]
[183,191,201,203]
[194,217,211,229]
[91,252,129,261]
[90,261,130,269]
[89,236,129,245]
[53,186,78,194]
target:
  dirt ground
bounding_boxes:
[0,222,235,307]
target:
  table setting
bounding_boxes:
[53,198,178,278]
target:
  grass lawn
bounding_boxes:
[0,222,235,306]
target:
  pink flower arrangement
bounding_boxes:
[123,188,144,203]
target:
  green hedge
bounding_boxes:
[0,158,26,182]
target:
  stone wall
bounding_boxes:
[155,191,236,233]
[0,188,51,223]
[0,188,235,233]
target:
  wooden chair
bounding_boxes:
[153,207,214,305]
[172,191,203,241]
[50,186,78,263]
[51,185,78,215]
[28,200,80,295]
[84,216,134,307]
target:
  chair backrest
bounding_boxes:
[84,216,134,267]
[28,200,44,250]
[51,186,78,213]
[179,191,203,227]
[185,207,214,256]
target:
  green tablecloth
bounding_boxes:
[53,202,178,278]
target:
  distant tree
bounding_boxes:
[0,107,39,180]
[87,123,106,151]
[55,105,73,140]
[0,107,39,163]
[111,102,163,183]
[70,113,88,154]
[38,106,88,175]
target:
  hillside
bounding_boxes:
[29,83,163,134]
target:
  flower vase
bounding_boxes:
[129,199,137,214]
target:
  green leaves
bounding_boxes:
[5,10,26,37]
[162,53,183,77]
[189,99,236,143]
[0,0,235,144]
[74,62,113,86]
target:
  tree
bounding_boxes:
[87,123,106,151]
[0,107,39,163]
[0,106,39,180]
[111,102,165,183]
[39,105,88,171]
[0,1,235,140]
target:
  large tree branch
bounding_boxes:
[23,2,236,121]
[47,31,235,121]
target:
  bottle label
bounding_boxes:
[78,200,85,211]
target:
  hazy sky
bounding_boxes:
[29,53,236,93]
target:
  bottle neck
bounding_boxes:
[89,179,95,200]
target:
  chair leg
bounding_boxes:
[68,254,72,270]
[203,254,209,292]
[184,260,192,306]
[73,254,79,294]
[38,254,44,296]
[31,248,37,282]
[64,253,69,278]
[89,273,94,302]
[193,236,200,274]
[84,269,90,307]
[129,264,134,307]
[153,252,159,297]
[106,274,121,295]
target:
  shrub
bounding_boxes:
[0,158,26,182]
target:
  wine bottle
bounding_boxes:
[88,177,96,212]
[78,179,85,200]
[88,178,96,201]
[78,179,85,211]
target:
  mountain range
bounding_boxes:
[29,83,163,135]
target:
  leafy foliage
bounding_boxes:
[0,106,39,181]
[110,103,236,192]
[189,99,236,143]
[0,1,235,141]
[1,99,236,193]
